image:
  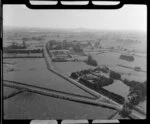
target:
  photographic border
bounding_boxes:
[0,0,148,123]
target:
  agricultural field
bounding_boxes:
[3,28,147,119]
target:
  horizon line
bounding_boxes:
[3,26,147,32]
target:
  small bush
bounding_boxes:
[70,72,79,79]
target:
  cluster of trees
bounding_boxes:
[52,51,66,55]
[48,40,86,53]
[119,55,135,62]
[4,49,43,54]
[92,65,122,81]
[70,69,92,79]
[22,36,44,41]
[92,76,114,87]
[119,80,147,118]
[123,79,147,106]
[70,67,122,87]
[94,66,109,73]
[70,63,147,115]
[70,69,113,87]
[4,42,26,50]
[48,40,61,50]
[84,55,98,66]
[109,70,121,80]
[79,69,92,75]
[62,40,74,49]
[72,44,83,53]
[70,72,79,79]
[29,49,43,53]
[119,102,132,118]
[31,36,44,41]
[70,67,127,104]
[79,77,125,104]
[70,71,83,79]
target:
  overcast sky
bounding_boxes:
[3,5,147,31]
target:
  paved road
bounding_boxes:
[3,80,121,111]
